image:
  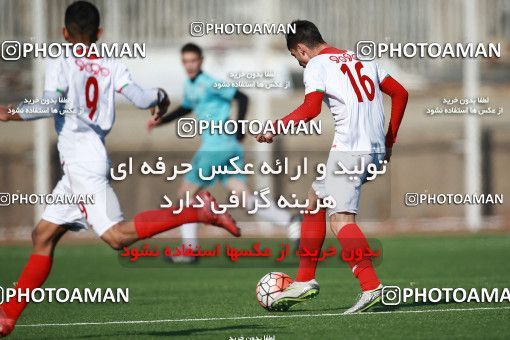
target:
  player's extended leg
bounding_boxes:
[174,180,202,263]
[269,189,324,311]
[100,191,240,250]
[179,180,201,250]
[224,177,301,240]
[330,213,382,314]
[0,220,67,337]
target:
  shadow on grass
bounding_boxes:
[278,299,453,314]
[22,324,284,339]
[370,299,453,313]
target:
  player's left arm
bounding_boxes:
[114,63,170,120]
[1,58,68,123]
[119,83,169,115]
[379,76,409,162]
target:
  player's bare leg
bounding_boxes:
[270,189,322,311]
[330,213,383,314]
[0,221,67,337]
[101,191,240,251]
[224,177,301,241]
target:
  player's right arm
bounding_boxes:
[256,60,324,144]
[0,89,67,122]
[0,105,22,122]
[1,57,68,122]
[1,90,66,122]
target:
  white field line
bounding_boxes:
[17,305,510,328]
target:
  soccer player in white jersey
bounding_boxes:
[0,1,239,336]
[256,20,408,313]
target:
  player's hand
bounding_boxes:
[150,88,170,121]
[146,115,161,133]
[384,147,392,162]
[255,132,275,144]
[0,104,14,122]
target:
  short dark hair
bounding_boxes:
[286,20,326,50]
[65,1,100,42]
[181,43,203,57]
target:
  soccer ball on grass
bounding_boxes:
[256,272,293,310]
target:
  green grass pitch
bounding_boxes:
[1,234,510,339]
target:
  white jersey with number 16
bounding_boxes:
[304,48,388,153]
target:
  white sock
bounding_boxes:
[181,223,198,250]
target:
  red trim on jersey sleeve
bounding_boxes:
[273,91,324,134]
[380,76,409,148]
[117,83,130,93]
[75,47,101,60]
[318,47,347,55]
